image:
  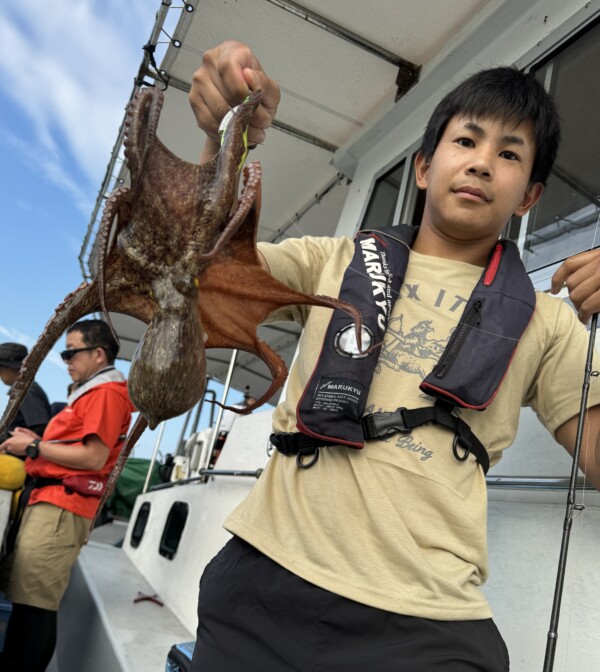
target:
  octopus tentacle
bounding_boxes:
[87,414,149,538]
[96,186,132,342]
[196,162,262,261]
[124,87,164,190]
[217,338,288,415]
[0,281,99,437]
[192,92,263,233]
[204,91,262,182]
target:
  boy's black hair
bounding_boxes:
[420,66,561,185]
[67,319,119,364]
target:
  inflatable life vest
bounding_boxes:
[270,225,536,471]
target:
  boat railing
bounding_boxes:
[486,475,595,491]
[149,468,264,491]
[146,472,594,493]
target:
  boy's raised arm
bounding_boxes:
[189,40,281,164]
[552,249,600,490]
[555,406,600,491]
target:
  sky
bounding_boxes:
[0,1,248,459]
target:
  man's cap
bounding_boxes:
[0,343,28,370]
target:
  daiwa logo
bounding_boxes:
[360,237,390,330]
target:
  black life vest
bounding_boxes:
[271,225,536,471]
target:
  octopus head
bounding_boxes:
[128,278,206,428]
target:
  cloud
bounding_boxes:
[0,125,92,215]
[0,0,154,188]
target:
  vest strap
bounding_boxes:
[270,433,337,468]
[361,400,490,473]
[274,399,490,473]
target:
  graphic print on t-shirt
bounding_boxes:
[375,315,448,379]
[375,282,471,381]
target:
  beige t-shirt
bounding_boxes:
[225,234,600,620]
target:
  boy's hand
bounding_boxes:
[189,40,281,162]
[551,249,600,324]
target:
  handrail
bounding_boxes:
[147,472,596,493]
[486,475,596,492]
[150,468,263,491]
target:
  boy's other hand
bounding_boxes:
[551,249,600,324]
[189,40,281,159]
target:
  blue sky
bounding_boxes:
[0,1,247,459]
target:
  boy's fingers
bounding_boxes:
[190,42,254,136]
[243,67,281,114]
[551,249,600,294]
[550,249,600,324]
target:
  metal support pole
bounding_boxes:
[204,350,239,468]
[142,421,166,494]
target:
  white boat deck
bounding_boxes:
[56,539,193,672]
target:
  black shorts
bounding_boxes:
[191,536,509,672]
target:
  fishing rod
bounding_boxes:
[543,311,598,671]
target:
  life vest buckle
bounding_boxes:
[361,408,412,441]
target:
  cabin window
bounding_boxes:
[505,21,600,274]
[360,160,406,230]
[159,501,189,560]
[130,501,151,549]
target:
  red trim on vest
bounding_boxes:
[484,243,503,286]
[295,415,363,449]
[368,233,390,248]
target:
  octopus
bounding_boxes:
[0,86,362,514]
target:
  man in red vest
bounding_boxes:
[0,319,136,672]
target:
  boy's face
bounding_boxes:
[415,115,543,254]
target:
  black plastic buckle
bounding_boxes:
[361,408,412,441]
[269,433,295,455]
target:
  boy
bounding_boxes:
[187,41,600,670]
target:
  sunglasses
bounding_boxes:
[60,346,102,362]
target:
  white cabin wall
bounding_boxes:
[333,0,600,238]
[123,410,274,632]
